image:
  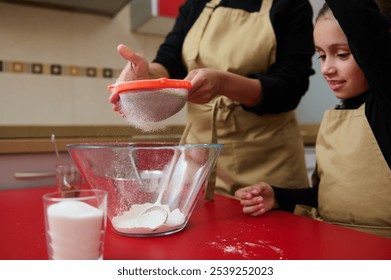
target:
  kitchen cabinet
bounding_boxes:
[131,0,184,35]
[0,0,131,17]
[1,0,185,35]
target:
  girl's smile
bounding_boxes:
[327,79,346,91]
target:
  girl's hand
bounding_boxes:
[235,182,276,217]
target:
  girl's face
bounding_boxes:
[314,18,369,99]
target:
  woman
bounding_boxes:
[235,0,391,239]
[110,0,315,197]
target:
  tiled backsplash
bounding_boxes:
[0,59,121,79]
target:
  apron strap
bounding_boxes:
[259,0,274,15]
[185,0,222,61]
[204,97,220,200]
[187,0,221,200]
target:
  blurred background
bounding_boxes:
[0,0,332,188]
[0,0,336,126]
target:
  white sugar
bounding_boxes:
[47,201,104,260]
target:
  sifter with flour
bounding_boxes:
[108,78,191,131]
[63,77,222,237]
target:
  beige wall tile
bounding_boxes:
[0,2,186,127]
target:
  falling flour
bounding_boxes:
[111,203,185,234]
[47,200,104,260]
[119,89,187,132]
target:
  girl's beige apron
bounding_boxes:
[296,105,391,238]
[182,0,309,197]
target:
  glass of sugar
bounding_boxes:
[43,189,107,260]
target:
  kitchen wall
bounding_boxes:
[0,0,337,127]
[0,2,185,126]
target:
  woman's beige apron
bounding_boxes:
[296,105,391,238]
[182,0,309,197]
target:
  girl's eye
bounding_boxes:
[337,53,351,59]
[317,54,326,60]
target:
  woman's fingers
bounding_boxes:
[117,44,135,61]
[117,44,147,69]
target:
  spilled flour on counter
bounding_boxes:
[204,221,287,260]
[207,238,286,260]
[111,203,185,234]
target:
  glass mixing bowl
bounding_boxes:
[67,142,223,237]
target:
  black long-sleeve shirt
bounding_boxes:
[153,0,315,115]
[274,0,391,213]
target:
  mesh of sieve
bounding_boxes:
[119,88,188,131]
[109,78,191,132]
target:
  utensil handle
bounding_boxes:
[179,123,192,145]
[14,172,56,180]
[156,123,192,203]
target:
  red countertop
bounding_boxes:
[0,186,390,260]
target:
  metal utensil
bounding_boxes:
[136,123,192,228]
[51,134,72,190]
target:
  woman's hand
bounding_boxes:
[235,182,276,217]
[185,68,223,104]
[116,44,150,83]
[109,44,150,111]
[185,68,262,106]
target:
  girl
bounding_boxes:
[235,0,391,239]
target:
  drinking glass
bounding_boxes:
[43,189,107,260]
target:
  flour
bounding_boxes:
[119,88,187,132]
[206,228,286,259]
[112,203,186,234]
[47,200,104,260]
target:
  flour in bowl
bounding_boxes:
[111,203,185,234]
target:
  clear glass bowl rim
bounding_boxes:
[66,142,223,150]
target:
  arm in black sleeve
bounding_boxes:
[272,185,318,213]
[242,0,315,115]
[153,0,205,79]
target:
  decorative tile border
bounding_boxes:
[0,60,122,79]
